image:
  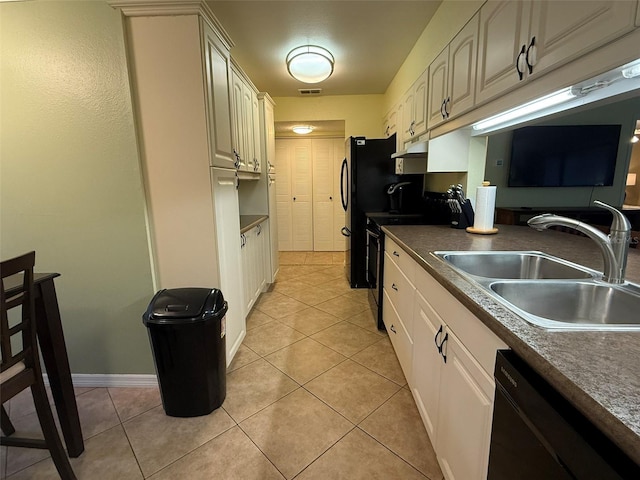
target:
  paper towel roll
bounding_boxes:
[473,183,497,231]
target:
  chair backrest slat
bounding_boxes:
[1,251,36,374]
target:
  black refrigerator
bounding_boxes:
[340,135,399,288]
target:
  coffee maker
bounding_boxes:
[387,181,415,213]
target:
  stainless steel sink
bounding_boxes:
[433,250,640,331]
[489,281,640,330]
[435,251,597,280]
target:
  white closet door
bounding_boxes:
[313,139,335,251]
[291,140,313,251]
[276,141,293,250]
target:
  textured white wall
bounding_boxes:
[1,1,156,374]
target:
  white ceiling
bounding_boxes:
[206,1,442,97]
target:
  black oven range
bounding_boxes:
[366,212,441,330]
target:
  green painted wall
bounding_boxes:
[1,0,156,374]
[273,94,384,138]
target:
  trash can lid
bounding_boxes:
[143,288,227,325]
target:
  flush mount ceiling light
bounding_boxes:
[292,125,314,135]
[286,45,334,84]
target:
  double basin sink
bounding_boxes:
[434,251,640,330]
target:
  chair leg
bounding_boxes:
[1,405,16,435]
[31,380,77,480]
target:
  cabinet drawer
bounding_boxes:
[385,236,416,283]
[383,289,413,381]
[383,254,415,334]
[415,266,507,376]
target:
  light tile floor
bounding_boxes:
[1,252,442,480]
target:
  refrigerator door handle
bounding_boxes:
[341,226,351,237]
[340,158,348,212]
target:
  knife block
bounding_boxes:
[450,200,475,229]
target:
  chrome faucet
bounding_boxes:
[527,201,631,284]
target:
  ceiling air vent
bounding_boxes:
[298,88,322,95]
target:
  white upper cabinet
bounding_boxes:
[401,69,429,142]
[476,0,637,105]
[251,92,262,172]
[382,104,399,139]
[427,49,449,128]
[202,21,235,169]
[230,64,260,172]
[427,14,479,128]
[230,69,246,170]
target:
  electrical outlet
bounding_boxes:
[495,159,504,167]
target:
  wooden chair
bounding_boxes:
[1,251,76,479]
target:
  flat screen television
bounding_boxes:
[508,124,621,187]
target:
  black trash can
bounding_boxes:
[142,288,227,417]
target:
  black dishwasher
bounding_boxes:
[488,350,639,480]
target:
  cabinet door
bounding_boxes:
[230,70,246,169]
[401,87,415,142]
[312,139,335,251]
[211,167,245,364]
[240,232,251,316]
[448,14,479,119]
[529,0,637,79]
[258,220,270,288]
[202,21,234,169]
[436,330,494,480]
[241,82,255,172]
[412,70,428,138]
[475,0,531,105]
[383,252,415,333]
[251,92,262,172]
[385,104,399,138]
[427,47,449,128]
[268,176,279,278]
[412,290,444,443]
[382,290,413,382]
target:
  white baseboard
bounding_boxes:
[43,374,158,388]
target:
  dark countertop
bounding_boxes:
[382,224,640,465]
[240,215,268,234]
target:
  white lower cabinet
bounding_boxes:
[382,289,413,381]
[240,219,268,317]
[412,290,444,442]
[384,238,508,480]
[436,329,495,480]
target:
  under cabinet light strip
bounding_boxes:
[472,87,580,131]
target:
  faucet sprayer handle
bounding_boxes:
[593,201,631,233]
